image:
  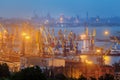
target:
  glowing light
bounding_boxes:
[85,60,93,64]
[21,32,30,40]
[96,49,101,53]
[104,30,109,36]
[4,30,7,33]
[80,34,86,40]
[60,17,63,21]
[25,36,30,40]
[80,55,87,62]
[22,32,27,36]
[103,56,111,65]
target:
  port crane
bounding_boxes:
[0,23,8,52]
[36,26,57,56]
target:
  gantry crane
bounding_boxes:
[36,26,56,56]
[0,24,8,52]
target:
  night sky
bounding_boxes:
[0,0,120,18]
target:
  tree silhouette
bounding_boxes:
[98,74,114,80]
[55,73,67,80]
[104,74,114,80]
[90,77,97,80]
[0,63,10,78]
[98,76,104,80]
[113,62,120,72]
[78,75,87,80]
[11,66,47,80]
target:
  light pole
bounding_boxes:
[96,48,104,65]
[21,32,30,56]
[20,32,30,69]
[104,30,110,44]
[85,60,93,78]
[96,48,104,78]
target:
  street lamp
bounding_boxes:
[84,59,93,78]
[104,30,110,42]
[96,48,105,66]
[21,32,30,56]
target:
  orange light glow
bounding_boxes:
[104,30,109,35]
[80,34,86,40]
[25,36,30,40]
[96,49,101,53]
[85,60,93,64]
[22,32,27,36]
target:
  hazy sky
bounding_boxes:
[0,0,120,18]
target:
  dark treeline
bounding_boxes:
[0,63,116,80]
